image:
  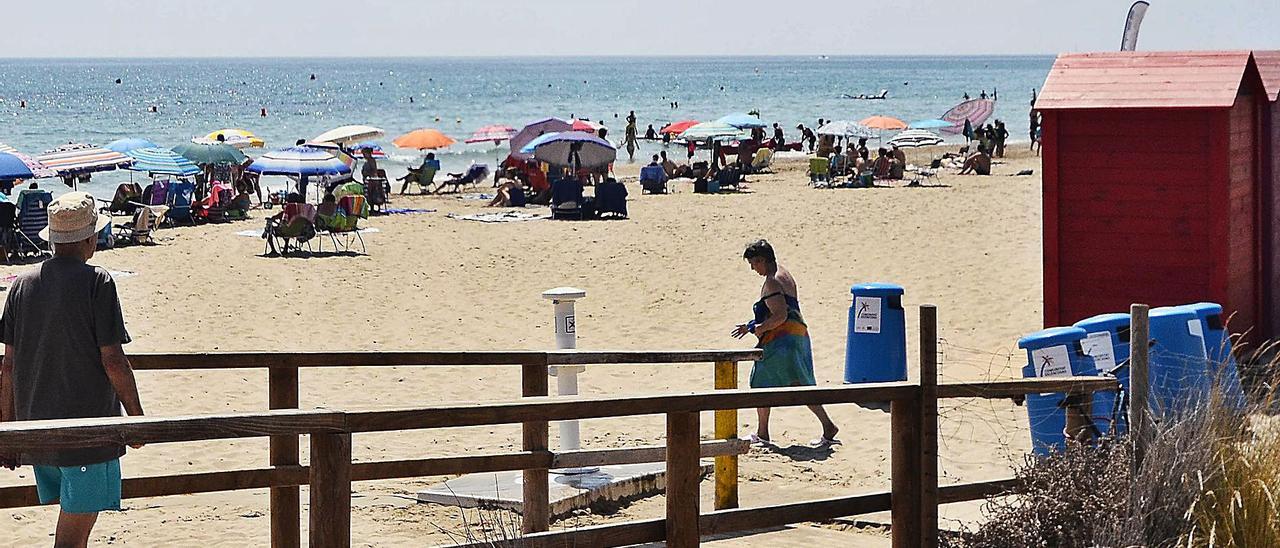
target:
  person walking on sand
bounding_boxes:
[0,192,145,548]
[731,240,839,448]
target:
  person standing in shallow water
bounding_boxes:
[731,240,840,447]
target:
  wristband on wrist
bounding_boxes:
[746,320,758,334]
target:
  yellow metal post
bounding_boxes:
[714,360,739,510]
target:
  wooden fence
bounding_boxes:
[0,305,1118,547]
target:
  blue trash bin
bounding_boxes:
[1181,302,1247,409]
[843,283,906,383]
[1017,327,1101,455]
[1148,306,1210,416]
[1073,313,1131,434]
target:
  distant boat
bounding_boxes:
[818,55,830,60]
[842,89,889,100]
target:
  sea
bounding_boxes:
[0,56,1053,198]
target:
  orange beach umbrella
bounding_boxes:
[392,128,456,150]
[858,115,908,131]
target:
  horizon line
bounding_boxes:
[0,52,1062,61]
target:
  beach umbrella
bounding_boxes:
[246,146,352,177]
[0,151,55,179]
[125,147,201,176]
[716,112,767,129]
[105,138,158,153]
[517,132,561,155]
[196,129,265,149]
[817,120,876,138]
[464,124,517,144]
[859,115,908,130]
[679,121,745,141]
[36,143,132,177]
[0,142,16,154]
[529,132,616,169]
[347,142,387,158]
[570,119,604,132]
[392,128,456,150]
[909,119,954,130]
[940,98,995,135]
[302,142,357,169]
[509,117,572,158]
[0,152,35,182]
[887,129,944,148]
[171,142,248,166]
[659,120,700,134]
[312,125,385,145]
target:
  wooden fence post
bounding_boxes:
[713,360,739,510]
[309,432,351,548]
[269,366,300,548]
[919,305,939,548]
[521,361,551,534]
[666,411,701,548]
[1129,304,1150,472]
[891,391,923,548]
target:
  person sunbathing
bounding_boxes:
[958,146,992,175]
[487,180,526,207]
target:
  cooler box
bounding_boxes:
[1181,302,1247,409]
[1073,313,1131,434]
[1148,306,1210,416]
[1018,327,1105,455]
[843,283,906,383]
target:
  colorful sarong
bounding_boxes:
[750,309,817,388]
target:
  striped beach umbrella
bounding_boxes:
[939,99,995,134]
[679,122,745,141]
[126,147,201,176]
[887,129,944,148]
[347,142,387,159]
[0,142,17,154]
[817,120,876,138]
[246,146,352,177]
[0,151,55,179]
[0,153,35,182]
[36,143,133,177]
[464,125,518,144]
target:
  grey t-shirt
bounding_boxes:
[1,257,132,466]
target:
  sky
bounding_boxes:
[4,0,1279,58]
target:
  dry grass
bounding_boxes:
[952,360,1280,548]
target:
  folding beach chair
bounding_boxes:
[317,195,367,254]
[639,164,668,194]
[550,177,585,220]
[437,164,490,194]
[115,204,168,245]
[595,178,628,219]
[166,180,196,225]
[16,189,52,257]
[263,203,317,256]
[808,157,830,183]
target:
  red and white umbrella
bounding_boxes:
[570,119,604,132]
[465,124,518,144]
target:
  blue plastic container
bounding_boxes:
[1073,313,1131,435]
[1181,303,1247,409]
[843,283,906,383]
[1148,306,1210,416]
[1017,327,1101,455]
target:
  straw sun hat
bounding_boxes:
[38,191,110,244]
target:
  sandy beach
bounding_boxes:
[0,146,1046,545]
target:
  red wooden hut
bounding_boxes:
[1037,51,1269,340]
[1256,50,1280,340]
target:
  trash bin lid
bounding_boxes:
[849,282,904,297]
[1179,302,1222,320]
[1150,306,1199,321]
[1017,326,1087,349]
[1073,313,1130,333]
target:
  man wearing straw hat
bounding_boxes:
[0,191,144,546]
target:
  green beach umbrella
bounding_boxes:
[171,142,247,166]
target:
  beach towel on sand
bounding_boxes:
[448,211,549,223]
[750,307,818,389]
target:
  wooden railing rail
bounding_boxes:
[0,375,1117,547]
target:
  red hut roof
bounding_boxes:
[1037,50,1255,110]
[1254,50,1280,101]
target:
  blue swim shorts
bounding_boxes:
[33,459,122,513]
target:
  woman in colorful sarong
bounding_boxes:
[732,240,840,447]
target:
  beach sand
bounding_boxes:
[1,145,1046,545]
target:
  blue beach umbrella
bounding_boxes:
[106,138,159,153]
[126,147,201,176]
[716,112,768,129]
[529,132,617,169]
[909,119,954,130]
[246,146,352,177]
[518,132,562,155]
[0,152,35,181]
